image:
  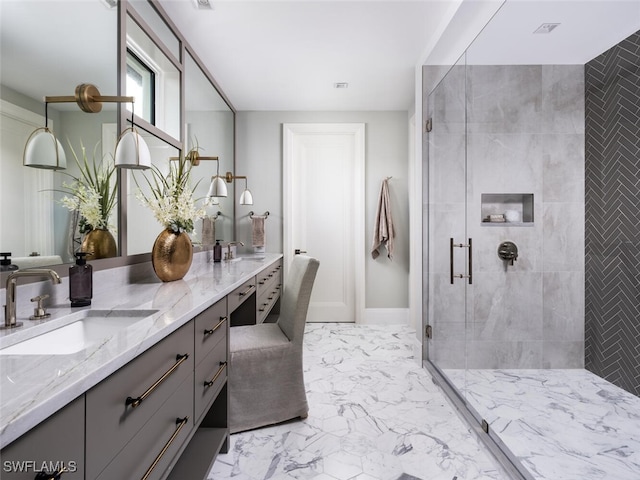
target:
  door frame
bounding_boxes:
[282,123,365,323]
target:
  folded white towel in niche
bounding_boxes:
[252,217,265,247]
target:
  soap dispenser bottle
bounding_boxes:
[0,252,18,272]
[214,240,222,263]
[69,252,92,307]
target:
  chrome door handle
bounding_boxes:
[450,238,472,285]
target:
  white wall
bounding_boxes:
[235,111,410,311]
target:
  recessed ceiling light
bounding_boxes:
[193,0,213,9]
[334,82,349,89]
[534,23,560,34]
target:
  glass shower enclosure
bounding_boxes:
[422,2,640,478]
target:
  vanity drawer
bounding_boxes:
[85,321,194,479]
[95,375,194,480]
[257,284,281,324]
[195,298,228,364]
[194,335,228,422]
[227,277,256,313]
[257,261,282,297]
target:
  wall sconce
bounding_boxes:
[204,171,253,205]
[169,150,227,205]
[224,172,253,205]
[23,83,150,170]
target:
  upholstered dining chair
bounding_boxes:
[229,255,320,433]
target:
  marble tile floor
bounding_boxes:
[209,324,512,480]
[443,369,640,480]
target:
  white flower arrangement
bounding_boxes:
[135,153,206,234]
[58,143,116,233]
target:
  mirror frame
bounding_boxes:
[0,0,236,285]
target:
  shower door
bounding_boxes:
[424,56,472,390]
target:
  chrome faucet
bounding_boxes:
[3,269,62,329]
[226,241,244,260]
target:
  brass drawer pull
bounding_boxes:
[126,354,189,408]
[141,416,189,480]
[238,285,255,297]
[204,362,227,387]
[204,316,227,336]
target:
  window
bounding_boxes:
[126,49,155,124]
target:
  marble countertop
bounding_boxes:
[0,253,282,449]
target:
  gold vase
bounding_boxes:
[81,229,117,260]
[152,229,193,282]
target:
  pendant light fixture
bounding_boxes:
[223,172,253,205]
[23,83,150,170]
[177,149,253,206]
[23,124,67,170]
[205,157,228,203]
[238,176,253,205]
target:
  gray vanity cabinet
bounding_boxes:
[85,321,195,480]
[0,396,85,479]
[1,257,282,480]
[256,259,282,323]
[194,299,228,422]
[165,298,230,480]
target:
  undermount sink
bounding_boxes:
[0,309,158,356]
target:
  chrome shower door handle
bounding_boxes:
[449,238,454,284]
[468,238,473,285]
[450,238,472,285]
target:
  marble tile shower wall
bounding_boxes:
[428,64,586,370]
[467,64,585,369]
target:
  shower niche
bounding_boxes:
[480,193,533,226]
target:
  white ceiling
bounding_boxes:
[157,0,456,111]
[2,1,640,113]
[467,0,640,65]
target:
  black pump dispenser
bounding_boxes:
[69,252,92,307]
[214,240,222,263]
[0,252,18,272]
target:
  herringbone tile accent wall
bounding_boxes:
[585,30,640,397]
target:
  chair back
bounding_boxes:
[278,255,319,343]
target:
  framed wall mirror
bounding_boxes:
[0,0,118,269]
[0,0,235,278]
[184,51,235,246]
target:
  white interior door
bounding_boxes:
[0,100,54,257]
[283,123,365,323]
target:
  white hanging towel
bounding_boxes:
[371,178,395,260]
[252,216,266,247]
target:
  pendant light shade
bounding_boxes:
[239,176,253,205]
[114,128,151,169]
[239,188,253,205]
[207,175,228,198]
[23,127,67,170]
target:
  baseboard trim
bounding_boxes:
[361,308,410,325]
